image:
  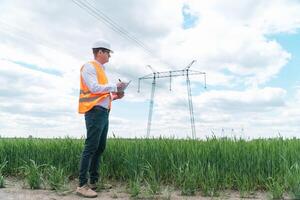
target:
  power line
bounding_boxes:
[72,0,157,57]
[86,0,152,53]
[72,0,171,66]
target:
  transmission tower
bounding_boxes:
[138,60,206,139]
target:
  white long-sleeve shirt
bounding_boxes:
[81,60,117,109]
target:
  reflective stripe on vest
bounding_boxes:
[79,96,100,103]
[78,61,112,114]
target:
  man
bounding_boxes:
[76,40,126,198]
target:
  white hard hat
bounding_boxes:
[92,40,113,53]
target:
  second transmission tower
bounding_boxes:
[138,60,206,139]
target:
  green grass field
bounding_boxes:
[0,137,300,197]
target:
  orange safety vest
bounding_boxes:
[78,61,111,114]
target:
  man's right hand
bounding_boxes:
[117,82,127,92]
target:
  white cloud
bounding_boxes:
[160,5,292,86]
[185,0,300,34]
[196,87,286,112]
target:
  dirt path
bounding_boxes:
[0,177,272,200]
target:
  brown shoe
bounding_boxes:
[76,184,97,198]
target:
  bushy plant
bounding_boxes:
[144,162,160,195]
[177,162,197,196]
[46,165,67,191]
[285,163,300,199]
[20,159,47,189]
[128,177,141,197]
[266,177,284,200]
[0,161,8,188]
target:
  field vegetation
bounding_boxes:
[0,137,300,199]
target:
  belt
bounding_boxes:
[93,105,110,113]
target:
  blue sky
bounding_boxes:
[182,4,199,29]
[8,60,63,77]
[266,33,300,94]
[0,0,300,139]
